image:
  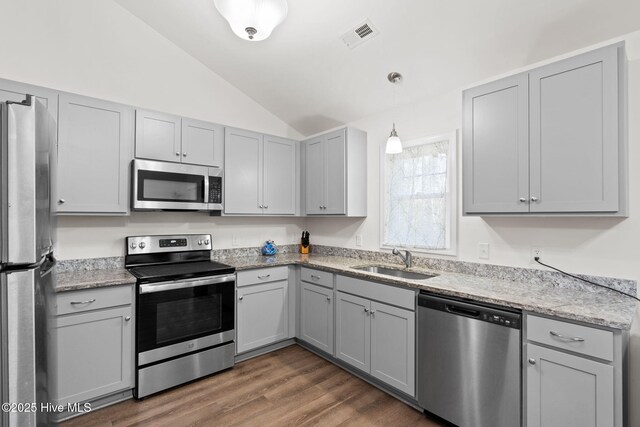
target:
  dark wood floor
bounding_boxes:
[61,344,445,427]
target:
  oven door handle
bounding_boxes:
[139,273,235,294]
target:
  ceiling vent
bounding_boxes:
[340,19,379,49]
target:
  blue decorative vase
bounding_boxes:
[261,240,277,256]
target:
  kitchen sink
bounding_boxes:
[352,265,437,280]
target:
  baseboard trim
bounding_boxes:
[234,339,297,363]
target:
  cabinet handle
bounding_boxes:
[518,198,526,203]
[125,316,131,321]
[259,205,264,208]
[239,295,244,300]
[264,205,268,209]
[531,196,539,202]
[70,299,95,305]
[58,199,66,204]
[175,152,180,156]
[326,296,331,301]
[364,308,369,313]
[528,358,536,365]
[183,153,187,157]
[371,310,376,316]
[257,274,271,280]
[549,330,585,342]
[310,275,320,280]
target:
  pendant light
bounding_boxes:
[214,0,288,41]
[385,72,403,154]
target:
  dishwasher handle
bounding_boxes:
[445,304,480,318]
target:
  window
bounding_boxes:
[381,131,457,255]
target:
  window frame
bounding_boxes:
[379,130,458,256]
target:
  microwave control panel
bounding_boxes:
[209,176,222,204]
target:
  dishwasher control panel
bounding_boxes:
[481,313,520,329]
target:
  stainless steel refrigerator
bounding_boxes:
[0,95,56,427]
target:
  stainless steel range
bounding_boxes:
[125,234,235,399]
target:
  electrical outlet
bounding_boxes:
[232,235,239,247]
[355,234,363,247]
[532,247,543,260]
[478,243,490,259]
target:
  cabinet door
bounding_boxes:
[181,118,224,167]
[0,78,58,118]
[224,128,263,214]
[236,281,289,354]
[529,46,620,213]
[57,94,133,214]
[335,292,370,372]
[263,135,296,215]
[462,73,529,213]
[300,282,334,355]
[305,137,324,214]
[370,302,415,396]
[324,130,346,214]
[51,306,133,406]
[526,343,614,427]
[135,109,181,163]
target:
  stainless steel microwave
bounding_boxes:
[132,159,223,212]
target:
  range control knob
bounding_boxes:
[198,240,203,246]
[130,242,137,249]
[205,239,210,245]
[139,242,146,249]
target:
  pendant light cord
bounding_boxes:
[534,257,640,302]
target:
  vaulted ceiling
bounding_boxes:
[114,0,640,135]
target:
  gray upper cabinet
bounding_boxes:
[181,118,224,167]
[224,128,298,216]
[303,127,367,217]
[135,109,181,163]
[463,74,529,214]
[529,46,621,213]
[57,93,133,215]
[463,42,627,216]
[135,109,224,167]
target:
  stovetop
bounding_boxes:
[127,260,235,283]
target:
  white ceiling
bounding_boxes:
[114,0,640,136]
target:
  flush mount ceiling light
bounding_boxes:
[214,0,288,41]
[386,72,403,154]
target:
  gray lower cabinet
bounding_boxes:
[303,127,367,217]
[224,128,298,215]
[57,93,133,214]
[526,343,614,427]
[463,42,627,215]
[236,280,289,353]
[49,286,134,407]
[299,282,334,355]
[335,289,415,396]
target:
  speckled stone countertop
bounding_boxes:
[215,253,638,330]
[54,268,136,293]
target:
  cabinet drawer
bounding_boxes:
[300,267,333,288]
[526,315,614,361]
[54,285,133,316]
[336,275,415,310]
[237,266,288,287]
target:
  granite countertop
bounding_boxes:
[217,253,638,330]
[54,253,638,329]
[54,268,136,293]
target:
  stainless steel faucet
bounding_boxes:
[392,248,413,268]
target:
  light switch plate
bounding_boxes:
[232,235,239,247]
[478,243,490,259]
[356,234,363,247]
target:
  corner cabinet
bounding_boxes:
[303,127,367,217]
[524,314,624,427]
[135,109,224,167]
[49,285,135,408]
[224,128,298,215]
[463,42,627,216]
[57,93,133,215]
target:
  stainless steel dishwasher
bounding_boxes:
[417,292,522,427]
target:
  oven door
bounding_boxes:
[132,159,210,211]
[137,274,235,366]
